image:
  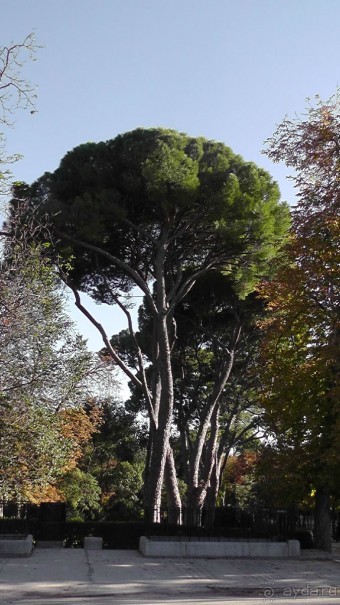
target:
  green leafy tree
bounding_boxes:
[57,468,101,519]
[14,128,289,519]
[0,217,101,498]
[253,445,315,509]
[102,460,145,519]
[0,35,107,504]
[80,398,146,518]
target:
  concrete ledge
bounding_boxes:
[0,534,33,557]
[139,536,300,558]
[84,536,103,549]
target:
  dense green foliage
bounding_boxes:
[17,128,289,297]
[78,399,146,519]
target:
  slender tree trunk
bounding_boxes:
[188,402,220,501]
[187,348,236,516]
[164,446,182,524]
[205,457,220,527]
[143,424,153,507]
[144,432,169,522]
[314,484,332,552]
[207,447,227,507]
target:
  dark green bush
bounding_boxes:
[0,518,144,548]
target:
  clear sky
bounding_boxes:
[1,0,339,353]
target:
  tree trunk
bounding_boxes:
[164,446,182,524]
[314,484,332,552]
[144,427,167,523]
[144,301,175,522]
[205,459,220,527]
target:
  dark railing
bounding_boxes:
[0,501,338,546]
[0,501,66,521]
[0,501,66,541]
[0,501,36,520]
[144,506,339,542]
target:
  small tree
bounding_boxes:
[80,397,146,518]
[0,215,102,498]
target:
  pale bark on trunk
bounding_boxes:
[187,348,236,513]
[203,457,220,527]
[164,446,182,524]
[144,319,174,520]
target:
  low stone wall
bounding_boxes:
[84,536,103,549]
[0,534,33,557]
[139,537,300,558]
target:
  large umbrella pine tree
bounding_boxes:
[13,128,290,520]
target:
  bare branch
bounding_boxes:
[0,33,40,200]
[95,261,156,425]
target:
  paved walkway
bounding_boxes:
[0,547,339,604]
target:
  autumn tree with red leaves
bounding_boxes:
[259,91,340,551]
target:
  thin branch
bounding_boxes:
[167,262,216,313]
[96,262,156,425]
[63,277,143,392]
[59,233,158,317]
[118,214,159,247]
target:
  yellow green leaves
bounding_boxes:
[142,141,199,204]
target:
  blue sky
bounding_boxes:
[1,0,339,352]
